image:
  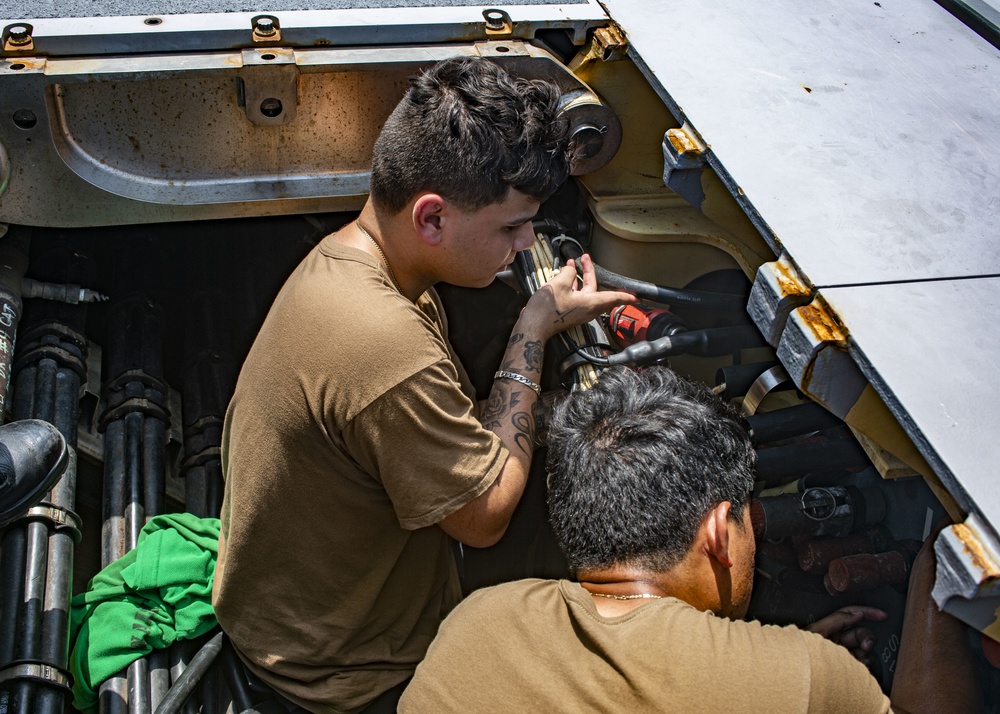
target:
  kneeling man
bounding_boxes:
[399,366,979,713]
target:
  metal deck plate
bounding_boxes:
[1,2,608,56]
[10,0,586,19]
[601,0,1000,287]
[821,278,1000,531]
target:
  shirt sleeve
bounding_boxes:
[801,629,893,713]
[342,358,508,530]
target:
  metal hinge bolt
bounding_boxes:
[254,17,276,37]
[7,25,31,46]
[482,8,512,35]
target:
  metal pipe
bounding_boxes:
[128,657,151,714]
[205,461,223,519]
[152,632,223,714]
[143,414,166,520]
[100,412,128,714]
[125,411,145,551]
[0,527,27,664]
[102,297,169,714]
[12,519,50,712]
[11,362,35,425]
[54,364,81,446]
[124,410,149,713]
[100,678,129,714]
[102,419,127,566]
[33,357,57,424]
[34,527,75,713]
[11,321,86,714]
[9,359,58,714]
[169,642,200,714]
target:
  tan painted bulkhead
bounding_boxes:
[570,51,774,383]
[570,44,948,512]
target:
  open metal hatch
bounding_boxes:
[600,0,1000,637]
[3,0,1000,662]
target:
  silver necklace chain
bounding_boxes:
[590,592,663,601]
[356,220,400,291]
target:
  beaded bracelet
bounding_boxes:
[494,370,541,395]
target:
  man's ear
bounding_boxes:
[413,194,447,246]
[704,501,735,569]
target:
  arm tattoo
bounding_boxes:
[553,306,583,324]
[512,408,535,456]
[480,389,521,431]
[480,388,536,456]
[523,340,543,371]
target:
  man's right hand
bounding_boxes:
[518,254,635,341]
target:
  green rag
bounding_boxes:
[68,513,221,713]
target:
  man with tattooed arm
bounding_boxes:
[212,56,634,714]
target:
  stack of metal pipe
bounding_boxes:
[164,278,240,714]
[0,234,91,714]
[98,297,169,714]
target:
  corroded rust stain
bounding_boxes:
[798,301,846,343]
[954,523,1000,581]
[666,127,702,155]
[774,259,811,297]
[5,57,45,71]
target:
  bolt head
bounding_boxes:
[254,17,276,36]
[7,25,30,45]
[483,10,506,30]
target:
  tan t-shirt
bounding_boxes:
[213,236,507,713]
[399,579,893,713]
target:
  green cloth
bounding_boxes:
[69,513,221,713]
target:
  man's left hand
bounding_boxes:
[807,606,888,668]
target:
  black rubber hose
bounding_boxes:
[747,402,842,445]
[554,238,746,309]
[592,265,747,309]
[604,325,766,366]
[153,631,224,714]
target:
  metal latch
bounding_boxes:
[238,49,299,126]
[483,9,512,36]
[252,15,282,44]
[2,23,34,54]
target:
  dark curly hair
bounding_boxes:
[369,57,570,214]
[546,367,756,574]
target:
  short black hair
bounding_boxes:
[546,366,756,574]
[369,57,570,214]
